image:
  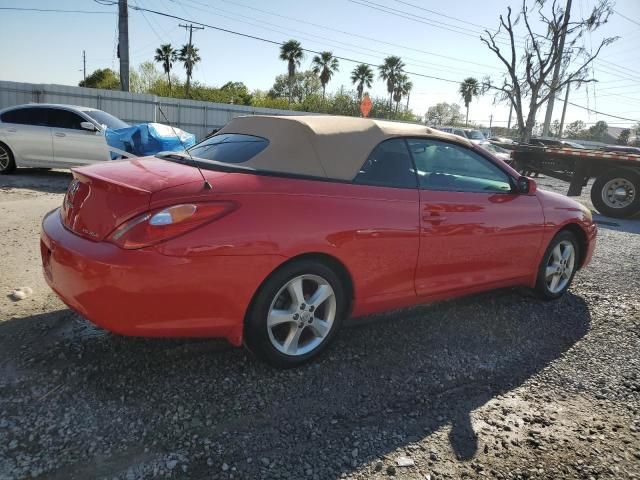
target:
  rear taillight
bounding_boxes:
[107,202,235,249]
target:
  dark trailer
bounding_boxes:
[511,145,640,219]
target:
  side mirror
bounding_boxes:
[516,176,537,195]
[80,121,97,132]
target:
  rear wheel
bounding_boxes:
[534,230,579,300]
[0,143,16,174]
[244,259,346,368]
[590,169,640,218]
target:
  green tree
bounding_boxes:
[392,74,412,113]
[79,68,120,90]
[617,129,631,145]
[425,102,462,126]
[179,44,201,98]
[129,62,164,94]
[378,56,405,112]
[154,44,177,92]
[459,77,479,126]
[220,81,252,105]
[350,64,374,101]
[587,120,609,142]
[564,120,586,138]
[279,40,304,104]
[268,71,321,103]
[311,51,339,99]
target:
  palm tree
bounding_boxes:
[378,56,405,112]
[459,77,479,126]
[279,40,304,104]
[154,44,177,92]
[311,51,339,99]
[350,64,374,101]
[179,44,201,98]
[392,74,412,114]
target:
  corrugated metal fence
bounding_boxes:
[0,80,310,140]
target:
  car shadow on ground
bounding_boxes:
[0,289,590,479]
[593,214,640,235]
[0,168,72,194]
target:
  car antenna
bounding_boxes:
[157,105,212,190]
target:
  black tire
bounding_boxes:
[244,259,347,368]
[590,168,640,219]
[534,230,580,300]
[0,143,16,174]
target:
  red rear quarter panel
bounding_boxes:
[151,171,421,316]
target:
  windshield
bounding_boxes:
[466,130,485,140]
[82,109,129,130]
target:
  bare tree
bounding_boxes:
[481,0,616,143]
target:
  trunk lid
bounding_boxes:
[61,156,205,241]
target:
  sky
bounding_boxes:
[1,0,639,131]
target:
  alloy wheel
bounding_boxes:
[267,274,336,356]
[0,146,10,171]
[545,240,576,294]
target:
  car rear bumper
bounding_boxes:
[40,208,283,346]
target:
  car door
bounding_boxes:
[407,138,545,297]
[345,138,420,313]
[0,107,54,166]
[48,108,110,166]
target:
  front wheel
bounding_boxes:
[244,260,346,368]
[590,169,640,218]
[534,230,580,300]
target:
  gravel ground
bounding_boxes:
[0,169,639,480]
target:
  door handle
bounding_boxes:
[423,212,447,224]
[55,132,66,137]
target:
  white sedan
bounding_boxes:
[0,104,193,174]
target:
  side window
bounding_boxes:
[408,139,512,193]
[453,129,466,137]
[353,138,416,189]
[0,107,48,126]
[47,109,85,130]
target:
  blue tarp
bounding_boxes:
[105,122,196,159]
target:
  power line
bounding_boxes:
[615,9,640,27]
[128,2,638,122]
[127,3,464,84]
[172,0,494,78]
[185,0,503,71]
[0,7,114,14]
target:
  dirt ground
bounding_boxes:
[0,169,639,480]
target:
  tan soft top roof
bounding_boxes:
[216,115,472,180]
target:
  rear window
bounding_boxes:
[0,107,49,126]
[188,134,269,164]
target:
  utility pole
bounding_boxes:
[118,0,130,92]
[179,23,204,98]
[507,102,513,132]
[542,0,572,137]
[82,50,86,84]
[489,114,493,136]
[558,86,571,137]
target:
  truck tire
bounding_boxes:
[590,168,640,218]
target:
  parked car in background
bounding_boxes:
[479,140,513,164]
[437,126,486,143]
[599,145,640,155]
[0,103,195,173]
[529,137,585,149]
[41,115,596,367]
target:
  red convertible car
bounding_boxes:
[41,115,596,367]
